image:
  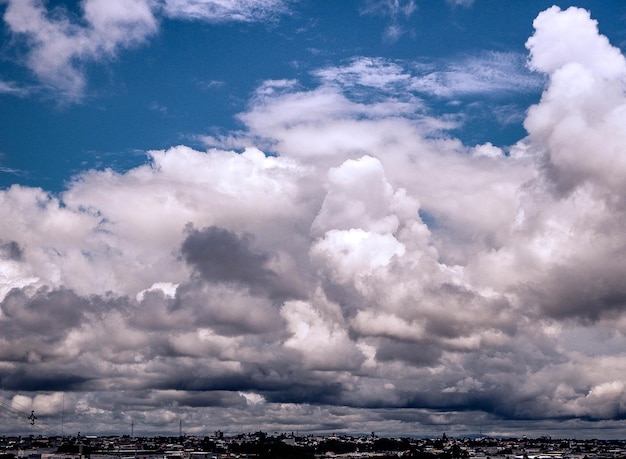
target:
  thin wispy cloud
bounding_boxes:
[315,53,544,100]
[360,0,417,42]
[161,0,291,22]
[0,79,28,96]
[446,0,474,7]
[410,52,546,97]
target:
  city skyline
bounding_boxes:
[2,0,626,440]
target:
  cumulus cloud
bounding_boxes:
[4,4,626,437]
[525,6,626,194]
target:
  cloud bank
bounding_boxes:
[2,6,626,437]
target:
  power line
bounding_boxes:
[0,395,65,437]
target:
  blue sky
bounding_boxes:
[3,0,611,190]
[3,0,626,439]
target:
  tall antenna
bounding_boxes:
[179,419,182,438]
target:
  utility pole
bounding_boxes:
[132,420,137,459]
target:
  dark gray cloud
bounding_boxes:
[172,281,283,336]
[0,368,89,392]
[522,261,626,322]
[182,225,275,286]
[181,225,299,301]
[0,240,22,261]
[375,339,442,366]
[0,287,88,336]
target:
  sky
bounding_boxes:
[2,0,626,440]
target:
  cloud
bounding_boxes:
[446,0,474,7]
[2,0,158,99]
[1,1,535,103]
[0,80,28,96]
[361,0,417,18]
[161,0,291,22]
[360,0,417,43]
[181,225,277,289]
[314,54,544,102]
[314,58,413,93]
[525,5,626,194]
[281,298,365,371]
[0,241,22,261]
[1,0,292,100]
[4,4,626,437]
[409,52,545,98]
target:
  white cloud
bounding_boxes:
[0,80,28,96]
[525,6,626,194]
[161,0,290,22]
[312,155,406,236]
[526,6,626,79]
[472,142,504,158]
[239,391,265,405]
[2,0,157,99]
[360,0,417,20]
[446,0,474,7]
[360,0,417,43]
[314,57,412,91]
[1,0,292,99]
[314,53,544,103]
[311,228,406,285]
[282,299,365,371]
[409,52,544,97]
